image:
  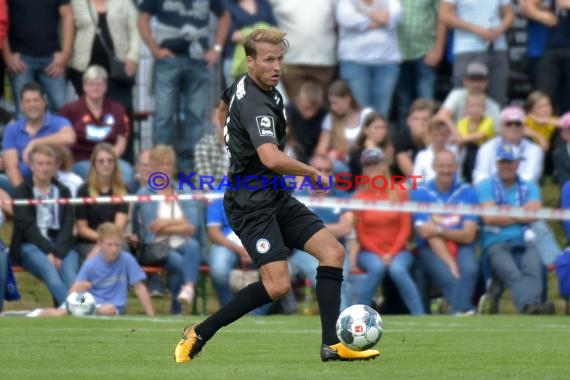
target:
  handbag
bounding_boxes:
[86,0,135,85]
[229,265,260,292]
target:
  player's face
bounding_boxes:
[248,42,284,90]
[100,235,122,262]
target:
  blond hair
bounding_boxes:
[408,99,435,117]
[244,28,288,58]
[97,222,123,242]
[87,142,127,197]
[327,79,360,157]
[525,91,550,113]
[29,143,57,163]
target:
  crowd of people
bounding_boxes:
[1,0,570,316]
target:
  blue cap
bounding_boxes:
[496,143,520,162]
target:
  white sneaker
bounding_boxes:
[176,286,194,305]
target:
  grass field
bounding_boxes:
[1,315,569,380]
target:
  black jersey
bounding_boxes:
[221,74,288,212]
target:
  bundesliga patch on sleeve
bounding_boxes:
[256,116,276,137]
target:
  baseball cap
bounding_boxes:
[501,106,525,124]
[496,143,521,162]
[560,112,570,129]
[465,62,489,78]
[361,147,386,166]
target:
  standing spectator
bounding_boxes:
[393,99,431,177]
[3,0,74,113]
[520,0,554,88]
[552,112,570,185]
[0,0,7,50]
[0,82,76,195]
[10,144,78,307]
[526,0,570,114]
[286,81,328,164]
[268,0,338,100]
[350,147,425,315]
[472,106,543,184]
[476,143,545,314]
[336,0,402,117]
[68,0,140,110]
[74,143,129,260]
[435,62,502,131]
[222,0,277,87]
[59,66,133,182]
[411,150,479,315]
[396,0,447,130]
[439,0,514,105]
[138,0,230,172]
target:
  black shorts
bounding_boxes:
[227,195,325,267]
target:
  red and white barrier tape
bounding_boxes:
[3,193,570,221]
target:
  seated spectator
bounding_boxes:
[552,112,570,185]
[453,92,495,183]
[349,148,425,315]
[75,143,129,261]
[127,149,151,194]
[524,91,560,152]
[194,108,229,189]
[29,223,155,317]
[393,99,431,177]
[286,81,328,164]
[137,145,202,314]
[476,143,545,314]
[560,178,570,243]
[10,144,78,307]
[59,66,133,182]
[413,119,460,183]
[315,79,374,172]
[411,150,479,315]
[347,112,394,184]
[0,82,75,195]
[473,106,543,184]
[52,145,83,197]
[435,63,502,131]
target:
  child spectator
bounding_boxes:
[524,91,559,152]
[454,93,496,182]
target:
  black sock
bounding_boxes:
[316,266,343,346]
[195,280,272,342]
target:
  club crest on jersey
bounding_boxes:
[256,116,276,137]
[256,238,270,254]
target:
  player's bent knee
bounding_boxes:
[321,241,345,267]
[264,281,291,300]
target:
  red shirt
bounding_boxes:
[59,97,130,161]
[353,189,411,256]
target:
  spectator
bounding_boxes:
[222,0,277,86]
[138,0,230,172]
[0,82,76,195]
[127,148,151,194]
[439,0,514,106]
[396,0,446,130]
[436,62,502,131]
[137,144,202,314]
[349,147,425,315]
[68,0,140,110]
[74,143,129,261]
[194,108,229,188]
[59,66,133,182]
[336,0,402,118]
[472,106,543,184]
[314,79,374,172]
[52,144,83,197]
[10,144,78,307]
[414,119,461,184]
[552,112,570,185]
[0,0,6,50]
[393,99,431,177]
[452,92,496,183]
[347,111,394,184]
[411,150,479,315]
[523,91,560,153]
[268,0,338,100]
[286,81,328,164]
[520,0,554,88]
[476,143,544,314]
[2,0,74,113]
[29,223,155,317]
[560,178,570,242]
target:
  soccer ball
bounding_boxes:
[336,304,383,351]
[66,291,96,316]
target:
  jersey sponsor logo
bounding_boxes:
[256,116,276,137]
[256,238,270,254]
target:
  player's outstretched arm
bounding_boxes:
[133,282,155,316]
[257,143,319,178]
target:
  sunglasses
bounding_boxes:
[505,121,523,127]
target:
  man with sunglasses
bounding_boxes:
[472,106,543,184]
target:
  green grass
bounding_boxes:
[0,315,569,380]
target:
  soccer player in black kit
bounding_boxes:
[174,29,380,363]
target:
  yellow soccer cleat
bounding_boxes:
[174,324,205,363]
[320,343,380,362]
